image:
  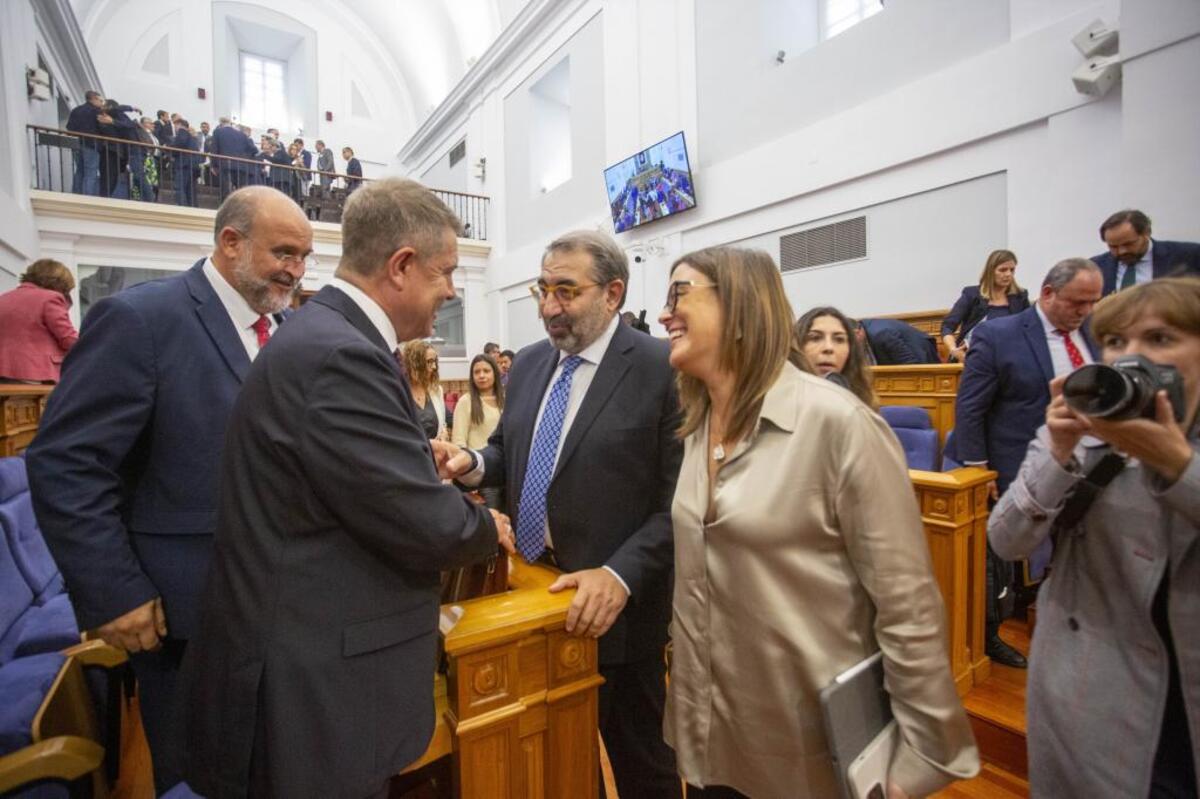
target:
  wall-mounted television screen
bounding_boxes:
[604,131,697,234]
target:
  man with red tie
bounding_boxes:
[954,257,1103,667]
[26,186,312,794]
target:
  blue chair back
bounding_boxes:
[879,405,940,471]
[0,457,64,604]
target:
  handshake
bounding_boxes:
[430,440,515,555]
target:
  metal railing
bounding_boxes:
[27,124,490,239]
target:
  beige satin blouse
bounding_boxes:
[664,363,979,798]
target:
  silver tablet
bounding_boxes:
[818,650,896,799]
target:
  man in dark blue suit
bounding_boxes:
[209,119,259,199]
[954,257,1102,667]
[450,230,683,799]
[1092,208,1200,295]
[26,186,312,793]
[858,317,940,364]
[66,90,106,195]
[171,121,201,207]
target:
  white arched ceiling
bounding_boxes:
[71,0,513,127]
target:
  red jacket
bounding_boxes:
[0,283,79,382]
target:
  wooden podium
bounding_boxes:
[404,558,602,798]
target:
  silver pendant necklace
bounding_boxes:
[712,442,726,462]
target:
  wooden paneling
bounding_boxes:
[912,466,995,696]
[0,385,53,457]
[873,363,962,445]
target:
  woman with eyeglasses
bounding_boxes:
[794,305,879,409]
[989,277,1200,799]
[0,259,79,383]
[401,340,447,441]
[658,247,978,798]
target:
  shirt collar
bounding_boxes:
[1034,302,1071,336]
[329,277,398,353]
[558,313,621,366]
[757,362,800,434]
[202,257,263,333]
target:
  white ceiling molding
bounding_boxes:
[395,0,587,168]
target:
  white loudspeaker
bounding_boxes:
[1072,19,1119,58]
[1072,55,1121,97]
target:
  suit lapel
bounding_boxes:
[184,261,252,384]
[1022,307,1055,383]
[1151,241,1169,278]
[554,325,634,478]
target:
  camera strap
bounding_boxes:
[1053,452,1127,531]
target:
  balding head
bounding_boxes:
[212,187,313,314]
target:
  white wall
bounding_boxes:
[77,0,415,175]
[0,0,42,288]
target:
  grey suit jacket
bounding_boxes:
[989,428,1200,797]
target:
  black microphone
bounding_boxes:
[825,372,850,389]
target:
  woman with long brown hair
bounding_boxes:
[658,246,978,798]
[794,305,879,409]
[401,339,447,441]
[941,249,1030,362]
[452,353,506,508]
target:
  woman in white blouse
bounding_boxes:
[452,354,505,508]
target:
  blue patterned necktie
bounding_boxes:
[515,355,583,562]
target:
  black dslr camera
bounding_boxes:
[1062,354,1186,422]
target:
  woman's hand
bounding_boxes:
[1045,376,1091,466]
[950,345,967,363]
[887,780,911,799]
[1086,391,1194,483]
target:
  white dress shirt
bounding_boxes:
[1035,302,1094,377]
[328,277,398,353]
[1114,238,1155,289]
[202,258,276,360]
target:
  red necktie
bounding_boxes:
[1058,329,1084,370]
[252,315,271,350]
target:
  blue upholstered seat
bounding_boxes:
[879,405,940,471]
[0,651,66,754]
[0,457,64,604]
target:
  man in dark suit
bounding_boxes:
[450,230,683,799]
[954,257,1102,667]
[858,317,940,364]
[343,146,363,192]
[182,178,509,798]
[209,119,259,199]
[171,121,201,207]
[26,187,312,793]
[66,90,106,195]
[153,109,175,147]
[1091,208,1200,295]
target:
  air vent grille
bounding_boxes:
[449,140,467,168]
[779,216,867,272]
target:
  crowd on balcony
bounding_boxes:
[64,90,364,209]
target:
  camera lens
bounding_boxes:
[1063,364,1138,418]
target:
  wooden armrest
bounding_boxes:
[63,639,128,668]
[0,735,104,793]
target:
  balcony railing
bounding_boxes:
[26,124,489,240]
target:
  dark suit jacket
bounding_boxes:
[209,125,258,173]
[1091,239,1200,296]
[346,157,363,191]
[940,286,1031,344]
[479,322,682,666]
[860,318,939,365]
[153,119,176,147]
[66,102,101,145]
[183,286,496,798]
[954,306,1099,492]
[27,260,252,640]
[171,129,201,168]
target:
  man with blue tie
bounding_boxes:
[451,230,683,798]
[26,186,312,793]
[1091,208,1200,296]
[954,257,1103,669]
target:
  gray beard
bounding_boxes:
[232,250,294,315]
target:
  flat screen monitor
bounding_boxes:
[604,131,697,234]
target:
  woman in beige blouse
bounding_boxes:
[657,246,978,799]
[452,354,506,509]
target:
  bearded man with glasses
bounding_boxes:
[450,229,684,798]
[27,186,313,794]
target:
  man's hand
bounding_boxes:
[1045,375,1091,466]
[1087,390,1194,483]
[548,568,629,638]
[97,113,113,124]
[490,509,516,555]
[440,445,477,480]
[95,597,167,653]
[430,440,465,480]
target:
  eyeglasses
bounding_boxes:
[533,281,602,304]
[664,280,717,314]
[245,238,319,271]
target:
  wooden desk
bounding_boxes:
[405,559,601,798]
[872,363,962,445]
[0,385,53,456]
[912,467,995,696]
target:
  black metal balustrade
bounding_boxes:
[26,124,489,240]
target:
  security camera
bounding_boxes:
[634,255,644,263]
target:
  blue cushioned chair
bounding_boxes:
[879,405,940,471]
[0,457,65,604]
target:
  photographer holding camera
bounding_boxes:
[989,276,1200,799]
